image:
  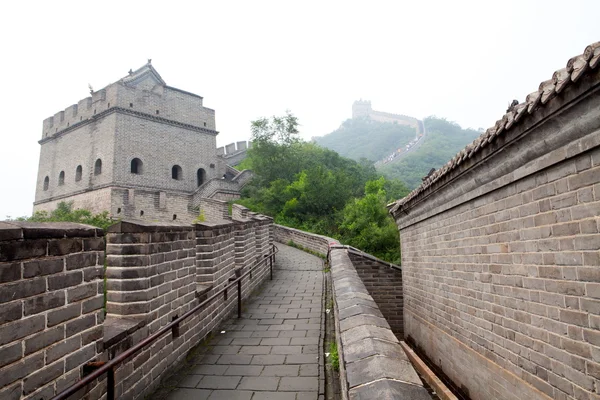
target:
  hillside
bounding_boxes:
[379,117,481,189]
[313,118,417,162]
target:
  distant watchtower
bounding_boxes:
[352,100,373,118]
[33,61,244,223]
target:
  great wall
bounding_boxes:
[1,41,600,400]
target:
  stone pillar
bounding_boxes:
[105,221,196,333]
[232,218,256,272]
[251,215,271,261]
[0,222,105,400]
[194,221,235,292]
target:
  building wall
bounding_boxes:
[112,109,221,194]
[395,70,600,400]
[35,114,117,205]
[34,188,113,215]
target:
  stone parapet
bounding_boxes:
[273,224,338,255]
[105,221,196,333]
[329,247,430,399]
[194,221,236,294]
[0,222,105,400]
[232,218,257,272]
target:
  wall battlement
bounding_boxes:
[352,100,422,133]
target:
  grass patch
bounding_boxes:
[286,240,327,260]
[329,341,339,371]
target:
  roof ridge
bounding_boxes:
[390,41,600,214]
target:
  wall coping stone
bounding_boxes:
[107,220,193,233]
[329,248,430,398]
[194,221,235,230]
[0,221,103,240]
[103,316,146,348]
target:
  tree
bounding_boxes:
[25,201,114,231]
[339,177,401,263]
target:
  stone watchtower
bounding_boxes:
[34,61,243,222]
[352,99,372,118]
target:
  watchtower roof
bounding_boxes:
[120,60,166,86]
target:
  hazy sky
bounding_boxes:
[0,0,598,218]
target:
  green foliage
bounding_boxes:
[329,341,339,371]
[237,112,406,263]
[314,118,417,163]
[25,201,115,231]
[338,177,401,263]
[194,210,206,223]
[380,117,481,189]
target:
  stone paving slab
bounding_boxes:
[159,244,325,400]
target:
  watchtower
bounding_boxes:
[33,61,236,222]
[352,99,373,118]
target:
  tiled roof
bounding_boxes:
[389,41,600,214]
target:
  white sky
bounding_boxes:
[0,0,598,218]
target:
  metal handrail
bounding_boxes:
[51,244,279,400]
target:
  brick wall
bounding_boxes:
[199,197,229,223]
[0,216,275,400]
[393,66,600,399]
[194,221,236,292]
[272,224,337,255]
[0,222,105,400]
[347,250,404,338]
[105,221,196,333]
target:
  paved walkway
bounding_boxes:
[161,244,325,400]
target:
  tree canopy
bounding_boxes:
[237,112,408,263]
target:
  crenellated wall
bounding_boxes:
[0,222,105,400]
[0,217,274,400]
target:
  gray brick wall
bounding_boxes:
[0,222,105,400]
[347,251,403,338]
[394,71,600,400]
[105,221,196,332]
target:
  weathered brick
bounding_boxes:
[22,257,63,278]
[0,301,23,324]
[66,252,98,270]
[46,336,80,364]
[24,291,66,316]
[24,325,64,355]
[0,278,46,304]
[67,282,96,303]
[0,240,47,262]
[0,352,43,389]
[48,271,82,290]
[0,262,21,283]
[0,315,45,346]
[47,238,82,256]
[66,314,96,337]
[22,360,64,394]
[0,342,23,368]
[47,304,81,327]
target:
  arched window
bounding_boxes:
[94,159,102,175]
[172,165,182,180]
[43,176,49,191]
[75,165,82,182]
[197,168,206,187]
[58,171,65,186]
[131,158,143,174]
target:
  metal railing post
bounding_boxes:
[107,367,115,400]
[237,279,242,318]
